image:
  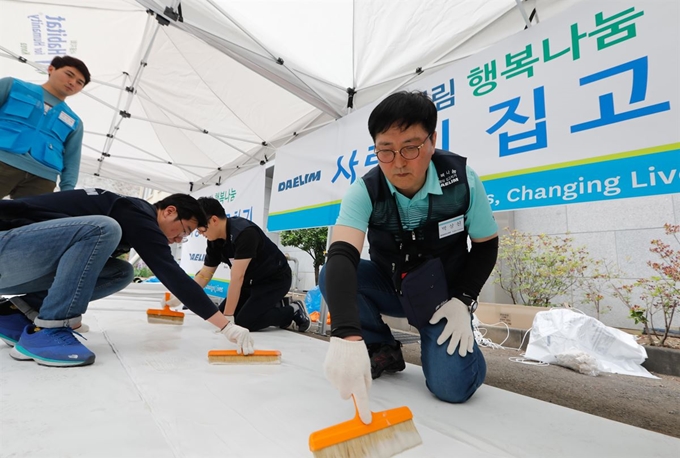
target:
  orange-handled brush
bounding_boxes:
[146,292,185,325]
[309,397,422,458]
[208,349,281,365]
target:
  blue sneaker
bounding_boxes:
[10,325,95,367]
[0,301,32,347]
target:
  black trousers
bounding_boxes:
[219,267,293,331]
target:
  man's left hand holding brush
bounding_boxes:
[164,293,254,355]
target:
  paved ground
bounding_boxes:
[402,338,680,439]
[306,328,680,439]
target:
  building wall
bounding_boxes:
[485,194,680,330]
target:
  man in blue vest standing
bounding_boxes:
[0,55,90,199]
[319,91,499,424]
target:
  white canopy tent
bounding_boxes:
[0,0,579,194]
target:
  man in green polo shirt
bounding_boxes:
[319,91,498,424]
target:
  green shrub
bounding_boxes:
[494,229,592,307]
[134,261,153,279]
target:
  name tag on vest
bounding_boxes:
[58,111,75,127]
[438,215,464,239]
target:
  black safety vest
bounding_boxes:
[363,150,470,295]
[220,216,290,286]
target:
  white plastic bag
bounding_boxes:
[525,309,658,378]
[554,349,600,377]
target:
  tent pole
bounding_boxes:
[121,90,263,147]
[514,0,533,28]
[203,0,344,119]
[316,225,333,336]
[0,46,47,73]
[99,17,163,175]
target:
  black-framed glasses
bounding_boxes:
[374,133,432,163]
[178,219,191,242]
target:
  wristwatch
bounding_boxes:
[457,294,479,314]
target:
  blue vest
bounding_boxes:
[0,79,80,172]
[363,150,471,295]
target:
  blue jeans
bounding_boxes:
[0,216,132,328]
[319,259,486,403]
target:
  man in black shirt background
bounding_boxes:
[0,189,255,367]
[179,197,310,333]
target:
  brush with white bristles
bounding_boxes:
[309,399,422,458]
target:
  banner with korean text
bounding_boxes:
[268,0,678,231]
[180,166,266,300]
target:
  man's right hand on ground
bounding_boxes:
[218,321,255,355]
[324,337,372,424]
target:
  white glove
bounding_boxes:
[429,298,475,357]
[162,294,182,309]
[218,321,255,355]
[323,337,372,424]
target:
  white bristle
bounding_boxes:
[312,421,422,458]
[208,356,281,365]
[146,316,183,325]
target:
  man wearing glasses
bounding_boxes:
[319,91,498,423]
[165,197,310,334]
[0,189,254,367]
